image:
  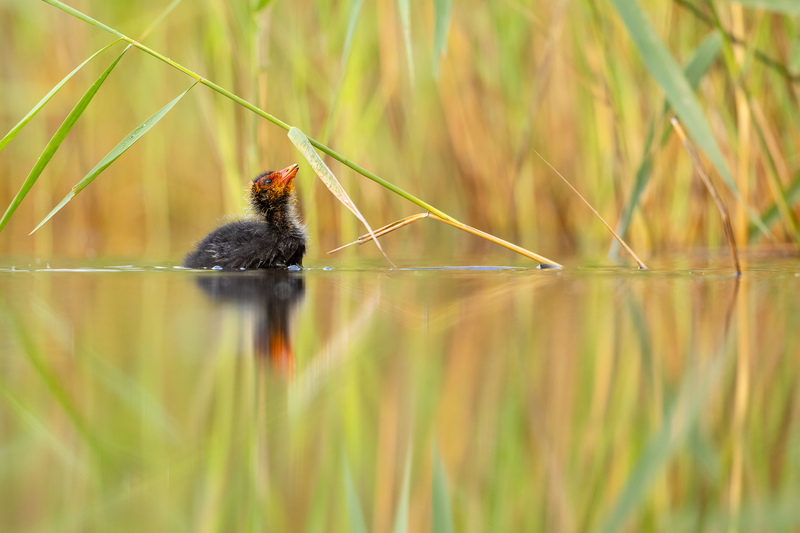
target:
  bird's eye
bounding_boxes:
[264,179,273,186]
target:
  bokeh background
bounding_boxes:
[1,1,798,266]
[3,3,800,532]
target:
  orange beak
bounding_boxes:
[272,164,299,187]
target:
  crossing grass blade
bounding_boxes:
[0,46,129,234]
[30,84,196,234]
[607,0,771,238]
[0,41,120,154]
[289,126,396,268]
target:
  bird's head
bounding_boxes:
[249,164,300,217]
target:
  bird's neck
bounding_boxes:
[259,199,302,232]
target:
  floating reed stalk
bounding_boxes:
[532,150,648,269]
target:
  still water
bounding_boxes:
[1,258,799,532]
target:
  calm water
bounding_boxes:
[1,258,799,532]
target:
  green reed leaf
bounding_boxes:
[31,84,195,234]
[608,0,770,237]
[0,47,129,234]
[0,41,119,154]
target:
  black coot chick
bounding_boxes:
[184,164,307,269]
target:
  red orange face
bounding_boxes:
[252,164,299,203]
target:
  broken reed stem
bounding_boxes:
[329,212,564,268]
[328,213,431,253]
[532,149,648,269]
[670,117,742,276]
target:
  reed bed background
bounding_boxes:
[1,1,798,265]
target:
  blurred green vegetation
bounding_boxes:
[1,1,799,265]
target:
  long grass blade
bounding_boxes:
[432,446,454,533]
[533,150,647,269]
[608,0,770,238]
[397,0,415,84]
[432,0,452,77]
[343,455,369,533]
[0,47,129,234]
[717,0,800,15]
[611,31,722,258]
[288,127,395,267]
[671,118,741,275]
[30,84,195,234]
[0,41,119,153]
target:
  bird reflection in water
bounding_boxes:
[195,270,304,376]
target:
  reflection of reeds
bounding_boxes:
[1,264,798,529]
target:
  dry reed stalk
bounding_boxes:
[670,117,742,276]
[532,150,648,269]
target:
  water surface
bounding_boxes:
[1,258,799,531]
